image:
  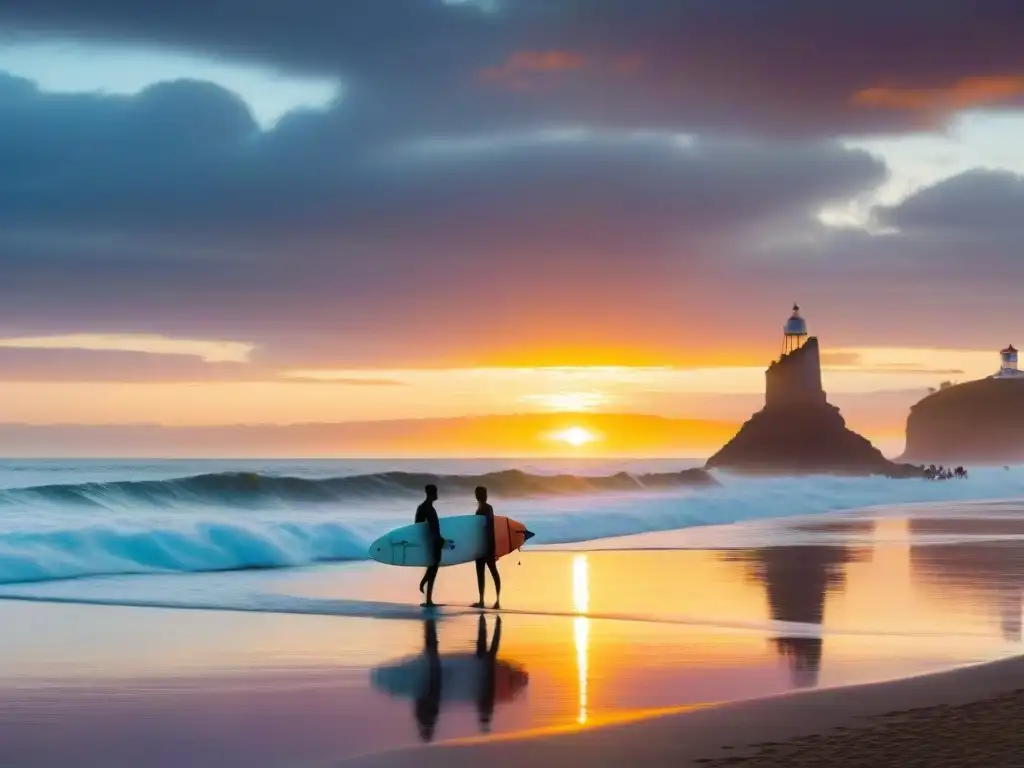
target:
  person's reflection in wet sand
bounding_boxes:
[413,618,442,742]
[371,615,528,742]
[475,613,502,732]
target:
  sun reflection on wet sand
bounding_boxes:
[573,554,590,724]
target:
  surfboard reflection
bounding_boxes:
[370,615,529,742]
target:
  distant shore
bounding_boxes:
[350,654,1024,767]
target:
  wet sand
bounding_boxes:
[2,594,997,767]
[2,504,1024,766]
[350,654,1024,767]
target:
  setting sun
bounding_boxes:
[550,426,598,447]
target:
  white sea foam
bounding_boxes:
[0,459,1021,584]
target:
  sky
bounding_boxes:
[0,1,1023,455]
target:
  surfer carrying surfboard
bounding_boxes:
[415,484,443,607]
[472,486,502,610]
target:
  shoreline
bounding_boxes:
[347,653,1024,767]
[4,497,1024,766]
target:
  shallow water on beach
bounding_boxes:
[1,504,1023,766]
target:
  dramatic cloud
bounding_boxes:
[874,169,1024,235]
[1,1,1023,371]
[2,0,1024,137]
[0,73,893,366]
[0,74,885,241]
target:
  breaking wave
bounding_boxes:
[1,465,1024,586]
[0,468,714,510]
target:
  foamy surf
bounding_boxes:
[0,588,1000,642]
[0,461,1022,585]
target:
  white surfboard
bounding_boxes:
[368,514,535,568]
[368,515,488,567]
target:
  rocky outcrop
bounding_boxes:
[706,401,921,477]
[706,337,922,477]
[901,378,1024,464]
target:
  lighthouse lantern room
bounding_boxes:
[995,345,1023,378]
[782,303,808,355]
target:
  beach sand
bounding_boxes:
[349,654,1024,767]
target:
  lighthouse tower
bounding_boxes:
[765,303,825,408]
[782,303,808,355]
[994,345,1023,378]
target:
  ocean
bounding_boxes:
[4,457,1024,766]
[1,457,1023,586]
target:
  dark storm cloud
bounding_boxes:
[5,70,1024,363]
[0,74,886,240]
[0,72,894,366]
[2,0,1024,136]
[702,177,1024,354]
[874,169,1024,235]
[1,1,1023,369]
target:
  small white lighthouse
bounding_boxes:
[994,345,1023,379]
[782,303,808,355]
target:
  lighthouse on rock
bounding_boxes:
[765,303,825,408]
[705,303,908,476]
[993,345,1024,379]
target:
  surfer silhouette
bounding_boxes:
[475,613,502,732]
[413,618,442,741]
[473,486,502,609]
[416,484,442,607]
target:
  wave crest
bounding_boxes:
[0,520,369,584]
[1,466,1023,587]
[0,468,716,511]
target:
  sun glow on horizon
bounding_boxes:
[0,346,997,446]
[549,426,598,448]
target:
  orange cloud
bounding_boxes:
[852,75,1024,115]
[478,50,588,88]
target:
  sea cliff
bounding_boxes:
[901,377,1024,464]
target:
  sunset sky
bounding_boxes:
[0,1,1023,455]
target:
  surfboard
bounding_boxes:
[368,515,534,568]
[371,653,529,703]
